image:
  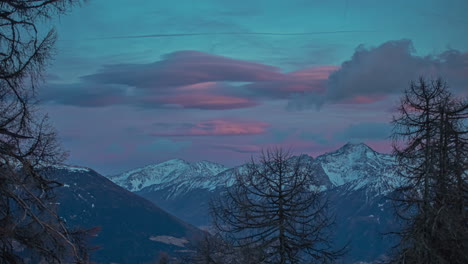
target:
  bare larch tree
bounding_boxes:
[0,1,90,263]
[189,232,269,264]
[391,77,467,263]
[210,149,344,264]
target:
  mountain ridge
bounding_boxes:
[108,143,397,196]
[108,158,228,193]
[55,143,400,263]
[46,166,205,264]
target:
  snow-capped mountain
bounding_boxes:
[106,142,401,263]
[108,159,228,193]
[314,142,399,195]
[109,143,398,200]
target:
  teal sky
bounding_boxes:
[41,0,468,174]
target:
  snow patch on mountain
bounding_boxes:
[108,159,228,192]
[108,143,400,198]
[315,142,399,195]
[149,235,189,247]
[50,164,91,173]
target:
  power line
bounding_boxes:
[87,30,376,40]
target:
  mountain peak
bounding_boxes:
[126,159,191,174]
[195,160,223,166]
[110,158,228,192]
[193,160,228,175]
[315,142,394,186]
[161,158,189,165]
[323,142,377,163]
[289,154,314,163]
[339,142,374,153]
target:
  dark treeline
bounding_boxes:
[390,78,467,263]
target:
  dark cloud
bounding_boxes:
[44,50,290,109]
[42,42,467,110]
[328,40,421,101]
[244,66,336,100]
[151,93,258,110]
[289,39,468,109]
[151,119,269,137]
[39,83,130,107]
[42,51,336,109]
[137,82,258,110]
[214,143,261,153]
[82,50,282,88]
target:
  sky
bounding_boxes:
[40,0,468,174]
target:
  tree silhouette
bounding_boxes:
[390,77,467,263]
[210,149,344,264]
[189,233,266,264]
[0,1,90,263]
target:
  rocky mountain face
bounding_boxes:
[48,166,204,264]
[315,143,400,195]
[108,159,228,194]
[107,143,402,263]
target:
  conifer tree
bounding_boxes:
[0,1,90,263]
[391,77,467,263]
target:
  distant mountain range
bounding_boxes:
[110,143,399,197]
[48,143,403,263]
[107,142,402,263]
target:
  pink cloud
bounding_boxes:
[337,95,387,104]
[215,143,263,153]
[149,93,258,110]
[148,64,339,108]
[176,82,218,91]
[78,52,342,108]
[50,52,341,109]
[246,65,338,98]
[152,119,269,136]
[161,51,284,82]
[49,44,468,111]
[83,50,284,89]
[289,65,339,81]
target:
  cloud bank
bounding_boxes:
[42,40,467,111]
[151,119,269,137]
[290,39,468,109]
